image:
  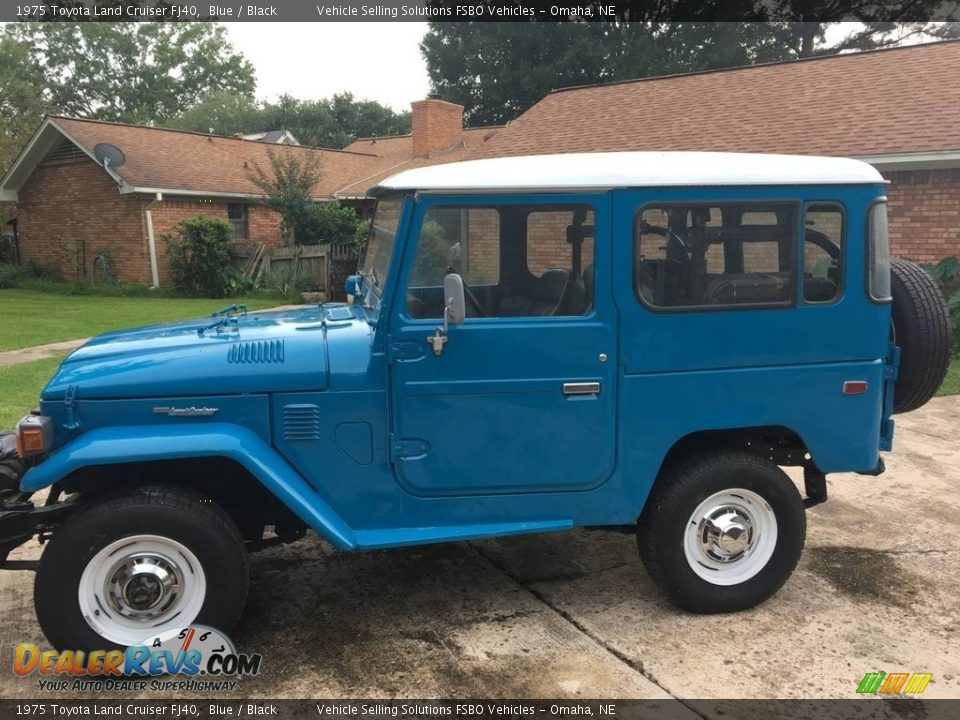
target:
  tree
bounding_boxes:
[248,149,323,245]
[421,15,960,126]
[169,90,262,137]
[175,92,411,149]
[0,35,49,171]
[6,22,254,124]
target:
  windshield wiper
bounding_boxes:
[211,303,247,318]
[198,316,240,336]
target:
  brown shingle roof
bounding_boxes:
[52,116,383,198]
[335,126,503,197]
[472,41,960,160]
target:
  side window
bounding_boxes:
[634,203,798,309]
[803,203,844,303]
[408,207,500,289]
[868,200,892,302]
[527,209,595,278]
[406,203,594,319]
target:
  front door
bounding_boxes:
[388,194,617,497]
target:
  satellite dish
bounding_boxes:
[93,143,125,168]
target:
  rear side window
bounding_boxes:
[868,201,892,302]
[634,202,798,309]
[803,203,844,303]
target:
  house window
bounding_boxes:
[634,202,798,309]
[227,203,248,239]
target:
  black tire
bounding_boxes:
[890,259,951,414]
[35,484,249,652]
[637,449,805,614]
[0,432,25,495]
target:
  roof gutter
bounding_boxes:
[855,150,960,171]
[122,186,336,203]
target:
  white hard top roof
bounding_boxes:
[372,152,885,195]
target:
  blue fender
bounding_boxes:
[20,423,357,551]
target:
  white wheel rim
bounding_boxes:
[683,489,778,586]
[78,534,206,646]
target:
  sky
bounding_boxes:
[222,22,887,113]
[225,23,431,112]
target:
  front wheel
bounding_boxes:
[637,450,806,613]
[35,485,249,651]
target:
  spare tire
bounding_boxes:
[890,260,952,414]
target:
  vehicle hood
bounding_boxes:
[41,304,374,401]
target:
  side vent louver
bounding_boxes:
[283,404,321,441]
[227,339,284,364]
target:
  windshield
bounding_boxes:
[358,194,404,309]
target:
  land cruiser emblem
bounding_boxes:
[153,406,220,417]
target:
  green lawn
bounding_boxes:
[0,289,284,352]
[0,356,65,428]
[937,355,960,397]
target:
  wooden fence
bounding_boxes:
[230,242,356,300]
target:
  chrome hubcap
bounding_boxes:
[78,535,207,646]
[108,554,181,619]
[683,489,778,586]
[698,506,755,562]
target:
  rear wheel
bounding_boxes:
[35,485,249,651]
[637,450,805,613]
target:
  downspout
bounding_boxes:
[144,193,162,288]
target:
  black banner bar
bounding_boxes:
[2,700,960,719]
[5,1,960,23]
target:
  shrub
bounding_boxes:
[23,259,61,282]
[166,217,237,298]
[0,263,22,289]
[297,202,363,246]
[922,256,960,354]
[261,260,307,302]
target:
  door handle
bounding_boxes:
[563,381,601,396]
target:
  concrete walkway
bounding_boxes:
[0,337,89,367]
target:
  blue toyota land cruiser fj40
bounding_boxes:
[0,152,951,651]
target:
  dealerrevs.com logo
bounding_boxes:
[13,626,262,692]
[857,671,933,695]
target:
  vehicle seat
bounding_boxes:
[531,268,573,316]
[704,273,790,304]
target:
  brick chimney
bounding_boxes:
[411,97,464,157]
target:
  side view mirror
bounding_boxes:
[443,273,466,328]
[447,242,462,272]
[344,274,360,298]
[427,273,466,357]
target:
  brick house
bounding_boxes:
[0,100,500,286]
[470,40,960,263]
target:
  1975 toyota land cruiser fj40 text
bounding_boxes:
[0,152,951,651]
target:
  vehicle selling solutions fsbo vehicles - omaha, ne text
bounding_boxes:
[0,152,951,650]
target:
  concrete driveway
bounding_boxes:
[1,396,957,700]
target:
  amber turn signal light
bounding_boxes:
[15,415,53,458]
